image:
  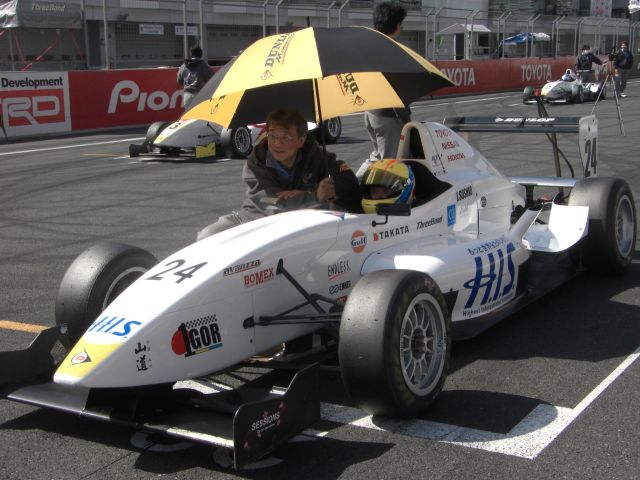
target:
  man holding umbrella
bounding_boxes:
[196,109,361,240]
[355,1,412,179]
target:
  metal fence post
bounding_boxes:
[424,7,433,58]
[327,1,336,28]
[262,0,270,38]
[501,12,511,59]
[199,0,204,56]
[102,0,109,69]
[275,0,284,33]
[433,7,443,60]
[338,0,350,28]
[182,0,188,59]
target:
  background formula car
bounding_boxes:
[2,114,636,468]
[523,68,606,104]
[129,116,342,160]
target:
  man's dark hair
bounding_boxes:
[582,44,590,50]
[373,1,407,35]
[190,45,203,58]
[621,41,629,48]
[267,109,308,138]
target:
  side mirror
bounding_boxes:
[372,203,411,225]
[376,203,411,216]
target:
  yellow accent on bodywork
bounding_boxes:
[195,143,216,158]
[55,341,121,380]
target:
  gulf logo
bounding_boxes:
[351,230,367,253]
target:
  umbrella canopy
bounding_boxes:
[501,32,551,45]
[182,26,453,128]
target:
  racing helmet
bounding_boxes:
[561,72,571,81]
[360,159,415,214]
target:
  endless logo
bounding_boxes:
[171,314,223,357]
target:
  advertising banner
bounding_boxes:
[0,71,71,139]
[68,68,185,131]
[432,57,575,96]
[1,58,589,140]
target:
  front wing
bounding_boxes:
[0,325,319,470]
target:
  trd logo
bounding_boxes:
[0,90,64,126]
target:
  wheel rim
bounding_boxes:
[327,119,340,138]
[234,128,251,154]
[399,293,446,396]
[102,267,148,310]
[615,194,635,258]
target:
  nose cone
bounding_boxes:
[54,340,122,385]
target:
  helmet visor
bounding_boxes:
[361,169,407,200]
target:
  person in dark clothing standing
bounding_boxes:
[177,45,214,108]
[196,109,361,240]
[610,41,634,98]
[575,44,603,83]
[355,1,411,179]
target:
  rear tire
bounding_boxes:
[339,270,451,417]
[55,242,158,344]
[318,117,342,144]
[220,126,252,158]
[571,85,584,103]
[569,177,636,273]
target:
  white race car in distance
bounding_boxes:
[2,114,635,468]
[129,117,342,160]
[523,68,607,104]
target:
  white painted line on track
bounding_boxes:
[0,137,145,157]
[320,343,640,459]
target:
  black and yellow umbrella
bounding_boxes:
[182,26,453,128]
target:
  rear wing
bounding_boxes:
[443,114,598,179]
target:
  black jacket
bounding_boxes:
[241,138,361,214]
[612,49,634,70]
[177,58,214,93]
[575,51,603,71]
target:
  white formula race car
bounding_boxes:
[129,117,342,160]
[1,114,635,468]
[523,69,607,104]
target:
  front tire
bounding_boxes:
[339,270,451,417]
[55,242,158,344]
[146,121,170,144]
[523,86,534,104]
[569,177,636,273]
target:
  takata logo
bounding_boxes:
[171,314,223,357]
[336,73,366,107]
[108,80,183,113]
[351,230,367,253]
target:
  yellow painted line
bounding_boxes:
[0,320,47,333]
